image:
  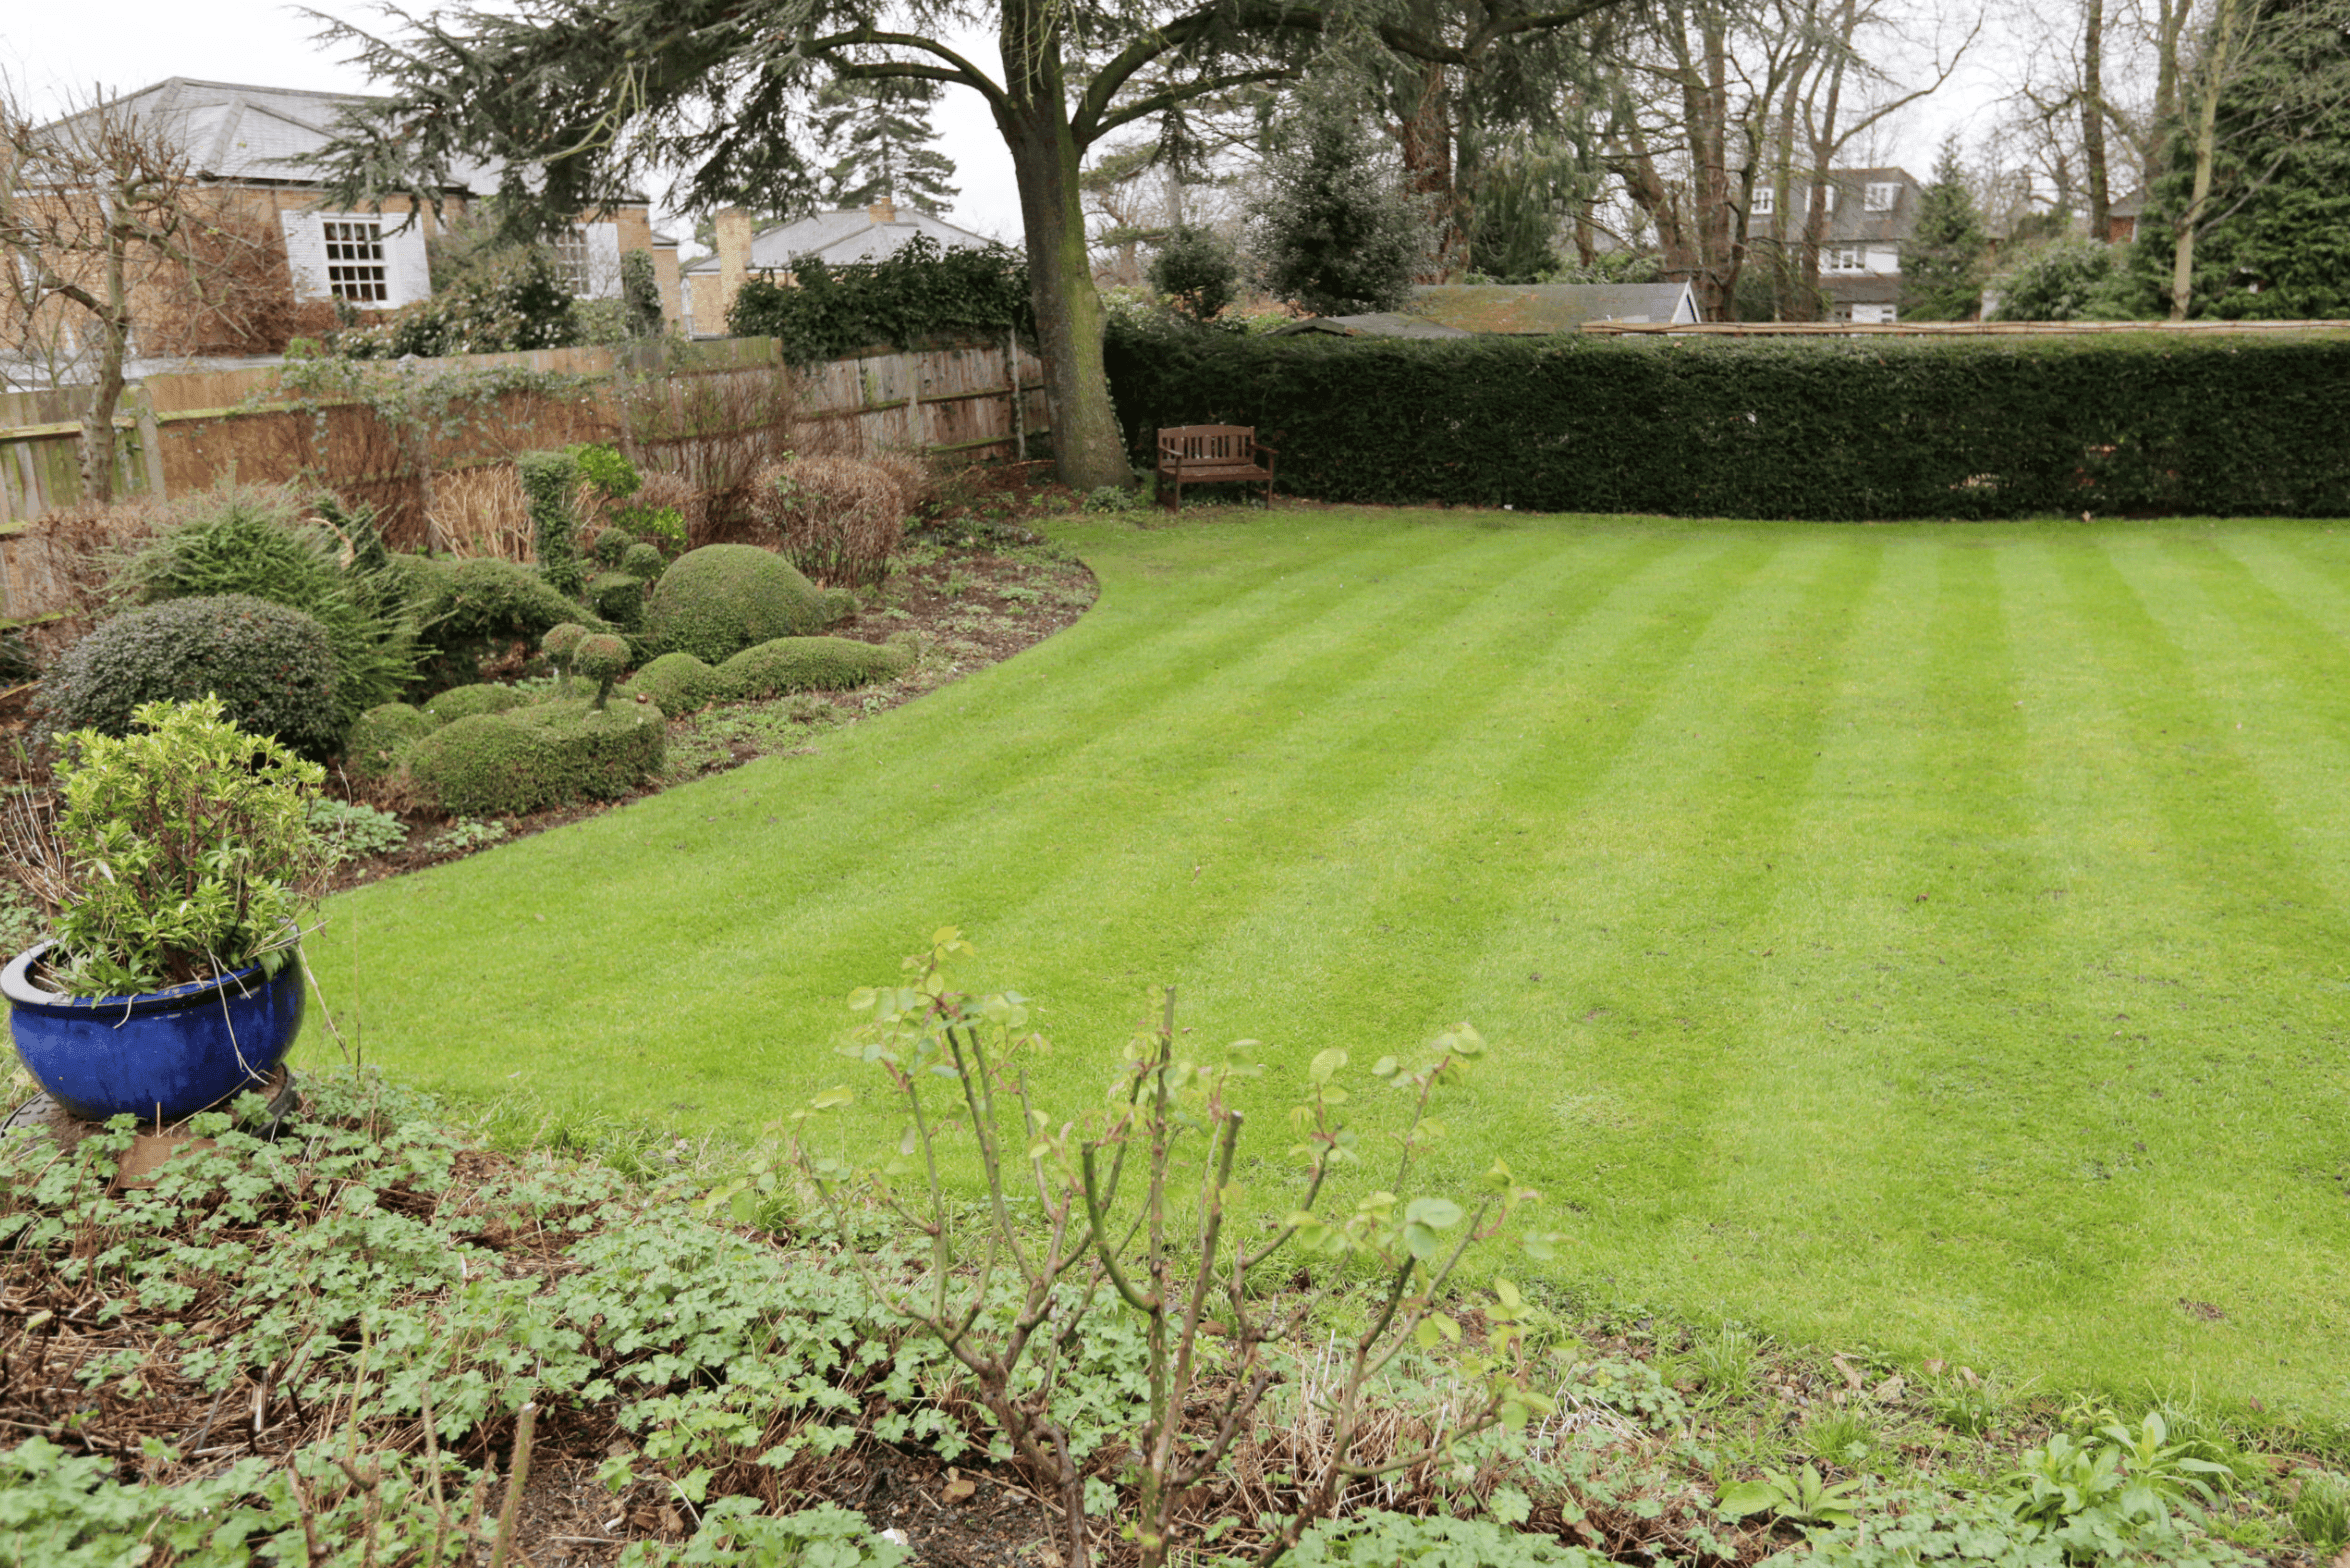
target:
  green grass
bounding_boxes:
[304,510,2350,1420]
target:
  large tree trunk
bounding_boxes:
[2082,0,2110,239]
[1398,64,1461,280]
[996,0,1133,492]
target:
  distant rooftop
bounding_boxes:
[1266,312,1473,339]
[1408,281,1702,334]
[683,202,999,274]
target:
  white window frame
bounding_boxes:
[321,218,390,304]
[1851,303,1898,324]
[1751,186,1775,217]
[553,228,592,293]
[1824,245,1867,274]
[1865,181,1900,212]
[1819,185,1837,214]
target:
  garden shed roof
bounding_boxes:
[1407,281,1702,333]
[1265,312,1473,339]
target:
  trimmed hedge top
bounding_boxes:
[1103,320,2350,519]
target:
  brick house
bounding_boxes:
[25,78,684,363]
[680,199,996,337]
[1746,166,1922,322]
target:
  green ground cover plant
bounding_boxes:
[300,509,2350,1421]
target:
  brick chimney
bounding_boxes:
[867,197,897,226]
[713,206,753,329]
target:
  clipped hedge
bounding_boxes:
[422,683,533,724]
[717,636,911,700]
[624,651,723,716]
[1102,319,2350,518]
[345,701,435,778]
[43,595,342,759]
[517,450,587,597]
[643,545,836,664]
[409,700,664,817]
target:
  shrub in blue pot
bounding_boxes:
[5,696,324,1122]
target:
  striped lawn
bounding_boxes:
[304,511,2350,1420]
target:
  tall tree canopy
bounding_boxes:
[1899,136,1989,319]
[814,77,962,210]
[313,0,1626,489]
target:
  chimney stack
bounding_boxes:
[714,206,753,330]
[867,197,898,226]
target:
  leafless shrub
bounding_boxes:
[632,469,705,544]
[2,494,170,658]
[863,447,943,518]
[749,455,907,588]
[423,464,533,562]
[617,366,803,544]
[141,197,337,357]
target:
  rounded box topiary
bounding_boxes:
[408,700,665,817]
[344,700,436,778]
[642,544,838,665]
[422,683,532,724]
[622,651,720,716]
[43,594,342,760]
[715,635,912,701]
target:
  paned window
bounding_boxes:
[553,228,591,293]
[1751,187,1775,216]
[1865,181,1901,212]
[322,219,387,303]
[1824,246,1867,274]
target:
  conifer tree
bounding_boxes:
[814,79,961,213]
[1248,92,1429,316]
[1899,138,1990,321]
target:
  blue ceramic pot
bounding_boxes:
[4,940,305,1124]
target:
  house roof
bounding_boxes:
[42,78,649,204]
[2109,186,2148,218]
[1265,312,1472,339]
[1748,167,1922,247]
[1406,281,1700,333]
[681,207,999,274]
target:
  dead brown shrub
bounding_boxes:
[2,496,170,659]
[862,448,943,519]
[142,197,340,358]
[749,455,907,588]
[423,464,534,561]
[618,367,803,545]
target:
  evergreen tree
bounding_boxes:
[1147,225,1238,319]
[1900,139,1991,320]
[1248,93,1429,316]
[2133,0,2350,318]
[814,79,960,213]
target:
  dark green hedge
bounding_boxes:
[728,237,1033,365]
[1102,321,2350,518]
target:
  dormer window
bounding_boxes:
[1865,181,1900,212]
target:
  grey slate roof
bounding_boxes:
[681,208,999,274]
[1407,281,1701,333]
[1746,167,1922,248]
[48,78,512,192]
[1265,312,1473,339]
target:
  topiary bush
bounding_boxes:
[408,700,665,816]
[422,683,532,724]
[642,544,837,664]
[572,633,630,710]
[391,556,601,688]
[516,449,586,597]
[621,651,720,716]
[714,635,911,701]
[542,622,590,692]
[116,484,416,736]
[620,542,666,582]
[587,569,650,632]
[344,701,435,778]
[43,595,342,760]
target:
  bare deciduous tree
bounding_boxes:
[0,81,268,500]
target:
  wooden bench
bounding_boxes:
[1155,424,1277,510]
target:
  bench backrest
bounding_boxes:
[1158,424,1257,463]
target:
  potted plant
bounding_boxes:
[5,696,325,1123]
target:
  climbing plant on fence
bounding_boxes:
[728,236,1034,364]
[1102,319,2350,518]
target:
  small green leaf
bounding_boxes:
[1309,1048,1348,1084]
[1717,1481,1784,1518]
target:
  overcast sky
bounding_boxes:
[7,0,2024,252]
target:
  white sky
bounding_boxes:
[7,0,2033,254]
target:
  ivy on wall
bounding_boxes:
[727,237,1034,364]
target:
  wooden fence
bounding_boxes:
[0,331,1048,623]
